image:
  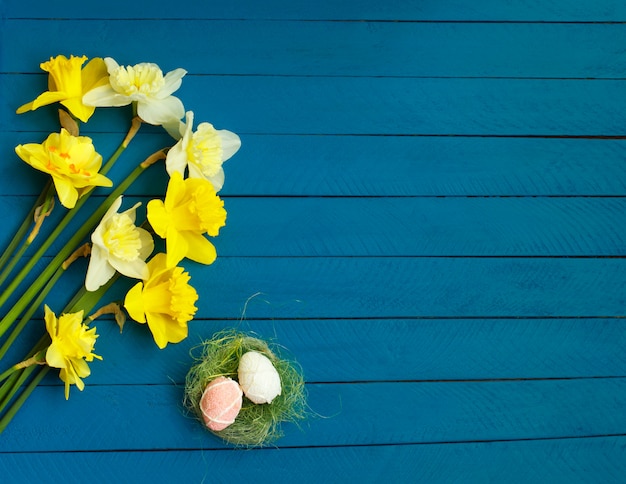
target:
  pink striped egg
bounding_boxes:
[200,376,243,431]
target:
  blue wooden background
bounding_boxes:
[1,1,626,482]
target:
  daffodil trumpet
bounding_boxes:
[0,243,91,363]
[16,55,110,123]
[0,267,121,433]
[1,54,242,437]
[0,118,142,315]
[0,147,165,342]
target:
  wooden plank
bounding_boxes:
[27,256,626,320]
[1,437,624,483]
[5,196,626,257]
[4,75,626,136]
[3,21,626,78]
[3,0,626,22]
[1,378,625,451]
[4,133,626,197]
[0,255,617,323]
[7,316,625,386]
[1,255,616,322]
[217,197,626,257]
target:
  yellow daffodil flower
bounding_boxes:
[15,129,112,209]
[44,305,101,400]
[16,55,109,123]
[85,196,154,291]
[124,253,198,349]
[82,57,186,127]
[147,171,226,267]
[166,111,241,191]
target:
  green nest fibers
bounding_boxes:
[184,330,308,447]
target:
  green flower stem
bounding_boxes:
[0,118,142,315]
[0,119,147,435]
[73,274,121,316]
[0,263,64,362]
[0,269,116,392]
[0,333,48,403]
[0,184,55,290]
[0,349,45,384]
[0,371,21,407]
[0,267,121,433]
[0,367,17,386]
[0,363,37,414]
[0,366,49,434]
[0,147,161,342]
[0,180,51,267]
[100,117,142,176]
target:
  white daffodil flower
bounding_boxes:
[165,111,241,192]
[85,196,154,292]
[82,58,186,127]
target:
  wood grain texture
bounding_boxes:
[135,257,626,319]
[3,133,626,197]
[4,75,626,136]
[5,256,623,321]
[4,317,626,385]
[1,0,625,480]
[3,0,626,22]
[1,437,624,484]
[1,378,625,452]
[5,318,626,386]
[4,196,626,256]
[3,21,626,78]
[13,437,626,483]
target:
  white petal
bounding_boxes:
[158,68,187,98]
[92,196,123,247]
[163,119,184,140]
[137,96,184,126]
[208,169,225,192]
[85,246,116,292]
[162,109,192,140]
[187,163,205,180]
[91,224,105,247]
[105,196,124,220]
[180,111,194,145]
[165,140,188,177]
[103,57,121,74]
[120,201,142,224]
[218,130,241,161]
[83,85,131,107]
[137,228,155,259]
[109,256,149,280]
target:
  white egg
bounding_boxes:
[237,351,282,404]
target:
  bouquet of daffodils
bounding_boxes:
[0,55,240,430]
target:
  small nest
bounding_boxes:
[184,330,307,447]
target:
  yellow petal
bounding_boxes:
[146,199,169,238]
[145,311,188,349]
[72,358,91,379]
[124,281,147,323]
[16,91,67,114]
[52,176,79,209]
[81,57,109,92]
[43,305,57,337]
[60,98,96,123]
[45,343,67,369]
[183,232,217,265]
[165,226,188,268]
[165,171,186,210]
